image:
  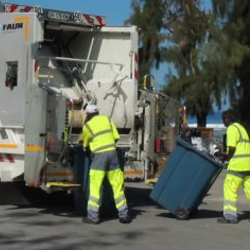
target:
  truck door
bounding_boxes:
[0,12,44,185]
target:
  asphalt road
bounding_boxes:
[0,172,249,250]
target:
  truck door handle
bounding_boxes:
[39,133,47,137]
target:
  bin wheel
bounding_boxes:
[175,207,190,220]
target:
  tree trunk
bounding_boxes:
[196,112,207,127]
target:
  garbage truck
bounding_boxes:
[0,2,180,201]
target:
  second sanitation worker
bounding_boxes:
[217,109,250,224]
[82,104,131,224]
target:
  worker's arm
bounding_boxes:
[82,125,91,149]
[217,125,237,167]
[215,125,237,163]
[225,146,236,162]
[217,146,235,162]
[111,121,120,141]
[224,125,238,162]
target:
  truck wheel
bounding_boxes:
[175,207,190,220]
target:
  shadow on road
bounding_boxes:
[3,183,156,222]
[239,211,250,221]
[156,209,250,222]
[4,183,250,224]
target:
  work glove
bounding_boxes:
[83,146,91,156]
[213,147,220,155]
[213,146,222,157]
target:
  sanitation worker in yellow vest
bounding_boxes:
[217,109,250,224]
[82,104,131,224]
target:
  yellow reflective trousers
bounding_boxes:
[88,168,127,212]
[223,172,250,220]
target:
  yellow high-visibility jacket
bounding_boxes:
[82,115,119,153]
[227,122,250,171]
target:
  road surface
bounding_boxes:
[0,172,249,250]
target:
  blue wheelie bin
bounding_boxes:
[71,145,90,216]
[150,137,223,219]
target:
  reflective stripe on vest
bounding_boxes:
[231,124,250,160]
[85,116,116,153]
[232,124,250,144]
[228,123,250,171]
[85,123,113,139]
[94,143,116,153]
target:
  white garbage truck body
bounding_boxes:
[0,2,179,195]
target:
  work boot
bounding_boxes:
[82,217,100,225]
[119,216,132,224]
[217,217,238,224]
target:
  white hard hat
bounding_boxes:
[85,104,99,114]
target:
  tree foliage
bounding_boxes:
[126,0,165,84]
[212,0,250,126]
[127,0,250,127]
[162,0,226,126]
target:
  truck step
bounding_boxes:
[45,182,80,188]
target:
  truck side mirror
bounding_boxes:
[5,61,18,90]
